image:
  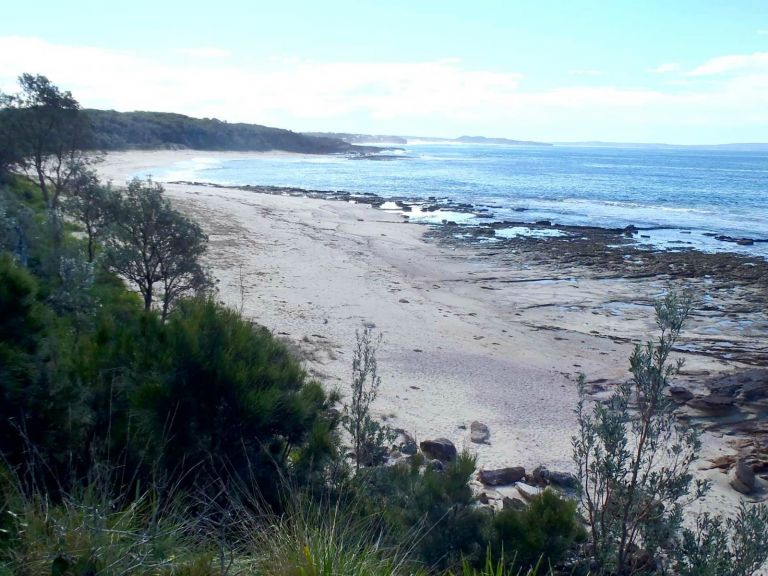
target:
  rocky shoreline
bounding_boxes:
[164,176,767,507]
[169,179,768,302]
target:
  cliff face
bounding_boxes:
[85,110,379,154]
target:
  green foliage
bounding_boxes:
[0,468,215,576]
[84,109,354,154]
[674,502,768,576]
[133,297,334,500]
[572,290,715,574]
[341,327,394,469]
[0,253,47,463]
[62,167,115,262]
[252,496,415,576]
[491,490,584,572]
[356,450,491,570]
[454,547,552,576]
[0,175,337,506]
[0,74,92,208]
[105,178,211,317]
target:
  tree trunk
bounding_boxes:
[36,166,50,207]
[143,284,153,311]
[161,294,171,322]
[86,231,94,263]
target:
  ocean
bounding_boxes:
[153,143,768,257]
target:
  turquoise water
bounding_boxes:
[152,143,768,257]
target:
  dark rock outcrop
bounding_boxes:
[479,466,526,486]
[419,438,457,462]
[729,460,756,494]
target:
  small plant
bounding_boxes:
[341,327,393,470]
[572,290,707,574]
[674,501,768,576]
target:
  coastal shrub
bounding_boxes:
[342,326,394,469]
[132,297,336,503]
[491,489,585,572]
[356,450,490,570]
[0,253,44,460]
[62,167,116,262]
[673,501,768,576]
[0,254,92,483]
[572,290,709,574]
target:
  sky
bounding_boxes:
[1,0,767,144]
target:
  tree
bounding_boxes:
[105,178,210,318]
[341,327,392,470]
[157,208,213,320]
[63,168,115,262]
[0,74,91,208]
[0,109,24,182]
[572,291,706,574]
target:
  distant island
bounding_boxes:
[84,110,383,154]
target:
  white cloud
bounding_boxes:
[648,63,680,74]
[1,36,766,142]
[0,36,523,122]
[175,47,232,58]
[567,69,603,76]
[758,29,768,35]
[688,52,768,76]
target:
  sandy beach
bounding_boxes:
[97,150,767,515]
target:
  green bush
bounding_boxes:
[491,489,584,572]
[0,253,44,459]
[132,297,337,503]
[355,451,491,570]
[674,502,768,576]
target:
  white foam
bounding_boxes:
[496,226,570,239]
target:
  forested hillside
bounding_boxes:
[84,109,375,153]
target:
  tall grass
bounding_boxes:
[0,466,214,575]
[250,493,417,576]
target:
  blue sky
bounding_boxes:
[1,0,767,143]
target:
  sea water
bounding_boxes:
[151,143,768,257]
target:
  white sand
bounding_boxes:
[97,150,764,516]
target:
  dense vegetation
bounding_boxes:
[1,74,767,576]
[0,77,375,156]
[84,109,368,153]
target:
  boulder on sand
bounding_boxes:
[729,460,755,495]
[479,466,526,486]
[531,465,579,489]
[419,438,457,462]
[470,421,491,444]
